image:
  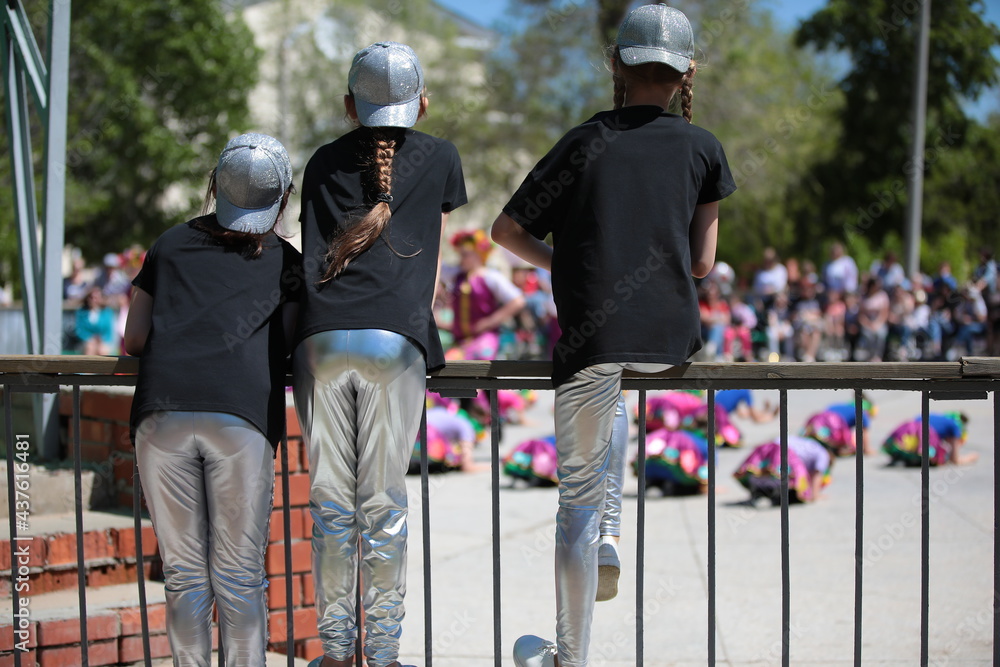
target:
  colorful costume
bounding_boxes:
[642,391,742,447]
[882,412,965,466]
[504,436,560,485]
[734,436,831,504]
[633,428,710,492]
[410,406,475,472]
[448,266,523,361]
[801,410,856,456]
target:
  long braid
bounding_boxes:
[680,60,696,123]
[320,127,408,282]
[613,74,626,110]
[611,46,626,109]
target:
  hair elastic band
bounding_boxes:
[376,193,393,204]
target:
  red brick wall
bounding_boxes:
[21,390,327,664]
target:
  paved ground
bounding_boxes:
[395,387,995,666]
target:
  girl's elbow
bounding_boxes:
[692,260,714,279]
[123,337,143,357]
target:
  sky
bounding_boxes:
[435,0,1000,119]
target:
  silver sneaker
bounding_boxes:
[596,541,621,601]
[513,634,557,667]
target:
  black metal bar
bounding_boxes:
[706,389,716,667]
[5,384,22,667]
[490,390,502,667]
[281,430,294,667]
[994,389,999,665]
[72,387,89,666]
[636,390,647,666]
[920,392,930,667]
[420,407,433,667]
[853,389,864,667]
[927,390,988,401]
[780,389,790,667]
[133,461,152,667]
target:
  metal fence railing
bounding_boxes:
[1,355,998,667]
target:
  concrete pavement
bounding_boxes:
[396,388,995,666]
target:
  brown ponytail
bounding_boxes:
[319,127,417,282]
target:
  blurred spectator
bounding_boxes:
[63,255,90,301]
[948,285,988,359]
[933,261,958,294]
[753,247,788,310]
[766,291,795,360]
[725,292,755,361]
[93,252,131,297]
[75,287,117,355]
[699,281,730,359]
[857,276,889,361]
[792,281,823,362]
[971,248,1000,354]
[823,289,847,360]
[870,250,905,290]
[822,242,858,294]
[887,284,916,360]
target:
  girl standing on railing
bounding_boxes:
[124,133,300,667]
[491,5,736,666]
[291,42,466,667]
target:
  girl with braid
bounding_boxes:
[293,42,466,667]
[492,6,735,666]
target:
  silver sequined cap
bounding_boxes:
[215,132,292,234]
[348,41,424,128]
[616,4,694,73]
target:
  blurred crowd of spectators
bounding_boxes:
[698,244,1000,363]
[48,237,1000,363]
[60,247,145,354]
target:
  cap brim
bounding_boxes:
[618,45,691,72]
[355,97,420,128]
[215,193,280,234]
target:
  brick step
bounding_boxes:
[146,653,311,667]
[0,580,319,666]
[0,581,167,666]
[0,511,158,598]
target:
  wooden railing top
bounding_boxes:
[0,355,998,380]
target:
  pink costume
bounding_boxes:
[801,410,856,456]
[450,272,501,360]
[643,391,705,431]
[503,436,559,485]
[734,440,815,503]
[641,392,742,446]
[634,428,710,489]
[882,420,947,466]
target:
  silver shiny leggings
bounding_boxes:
[134,411,274,667]
[555,363,669,667]
[292,329,425,667]
[599,395,628,538]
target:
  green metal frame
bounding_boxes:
[2,0,71,458]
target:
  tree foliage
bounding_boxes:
[794,0,1000,250]
[0,0,261,274]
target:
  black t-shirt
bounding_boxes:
[296,128,467,370]
[130,218,303,448]
[503,106,736,385]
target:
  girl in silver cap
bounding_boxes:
[124,132,300,667]
[293,42,467,667]
[492,5,736,666]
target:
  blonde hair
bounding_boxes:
[611,46,697,122]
